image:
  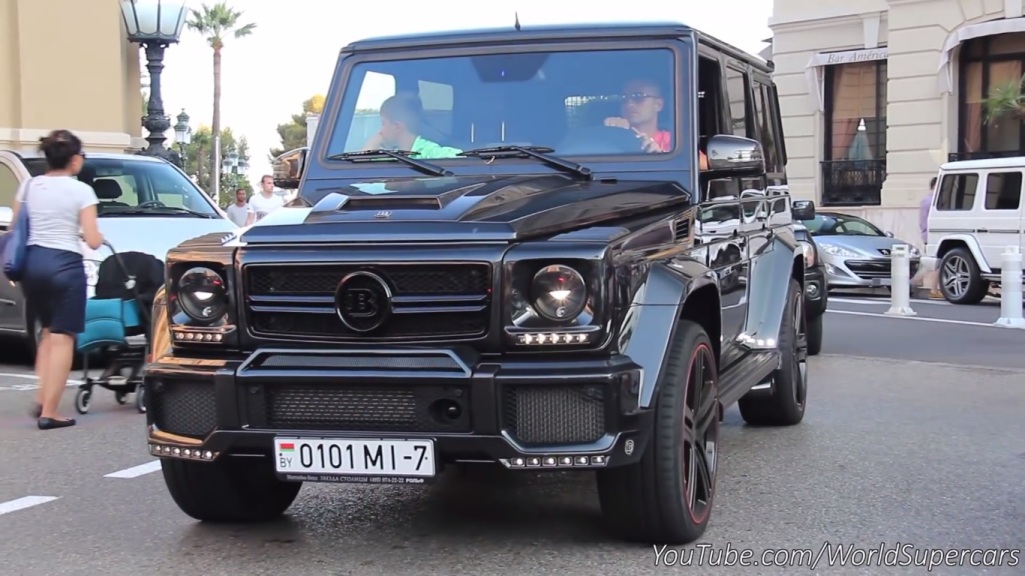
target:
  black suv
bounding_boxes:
[144,22,810,545]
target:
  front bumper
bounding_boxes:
[803,265,828,316]
[823,257,920,288]
[144,347,650,478]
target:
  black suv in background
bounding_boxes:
[144,22,810,545]
[793,200,826,355]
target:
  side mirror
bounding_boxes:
[0,206,12,229]
[791,199,816,221]
[705,134,765,175]
[272,147,308,189]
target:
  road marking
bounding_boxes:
[0,496,59,516]
[105,460,161,479]
[826,309,1003,328]
[0,373,83,392]
[829,297,954,307]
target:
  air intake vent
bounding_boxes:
[674,218,691,241]
[342,196,442,211]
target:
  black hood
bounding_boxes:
[240,174,690,244]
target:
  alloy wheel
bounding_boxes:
[942,255,970,299]
[682,342,719,524]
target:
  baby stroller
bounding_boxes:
[73,243,163,415]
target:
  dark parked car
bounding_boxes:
[143,22,810,545]
[792,200,826,355]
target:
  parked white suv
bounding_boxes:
[924,157,1023,304]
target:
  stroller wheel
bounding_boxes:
[135,385,146,414]
[115,392,128,405]
[75,389,92,415]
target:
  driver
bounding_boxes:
[363,93,462,159]
[603,78,709,169]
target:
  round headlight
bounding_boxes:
[531,264,587,321]
[178,267,227,322]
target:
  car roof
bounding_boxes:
[342,21,771,71]
[5,150,168,164]
[940,156,1025,171]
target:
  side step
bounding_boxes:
[718,350,780,408]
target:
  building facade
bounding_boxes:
[770,0,1025,246]
[0,0,143,154]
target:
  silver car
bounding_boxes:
[0,150,239,355]
[796,212,920,290]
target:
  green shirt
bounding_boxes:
[411,136,462,159]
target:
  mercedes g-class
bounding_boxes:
[144,22,809,545]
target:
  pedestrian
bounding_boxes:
[913,176,944,299]
[13,129,104,429]
[225,187,254,227]
[248,175,285,222]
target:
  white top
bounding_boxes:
[249,192,285,221]
[225,202,253,226]
[15,175,98,256]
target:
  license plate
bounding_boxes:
[274,437,435,484]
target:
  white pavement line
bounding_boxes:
[829,297,952,306]
[0,496,59,516]
[0,372,83,392]
[826,309,1000,328]
[104,460,161,479]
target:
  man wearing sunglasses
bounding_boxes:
[603,78,708,169]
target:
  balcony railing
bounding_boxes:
[820,159,885,206]
[948,150,1023,162]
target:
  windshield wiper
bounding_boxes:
[458,145,592,180]
[102,206,215,218]
[327,149,452,177]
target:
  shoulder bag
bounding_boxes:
[1,177,35,282]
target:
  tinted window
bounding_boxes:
[753,81,782,173]
[984,171,1022,210]
[935,173,978,211]
[328,48,679,160]
[725,65,749,138]
[23,158,218,217]
[0,164,18,208]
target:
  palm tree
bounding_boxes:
[186,1,256,202]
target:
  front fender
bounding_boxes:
[936,234,990,273]
[743,232,801,347]
[617,259,718,410]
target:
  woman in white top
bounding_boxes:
[13,130,104,429]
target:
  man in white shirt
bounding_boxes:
[225,188,254,227]
[248,174,285,222]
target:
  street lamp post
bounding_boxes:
[173,108,191,170]
[119,0,188,166]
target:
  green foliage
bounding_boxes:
[185,1,256,50]
[983,74,1025,124]
[181,125,252,205]
[269,94,326,160]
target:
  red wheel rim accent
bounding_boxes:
[682,342,718,524]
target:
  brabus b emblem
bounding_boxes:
[334,271,393,332]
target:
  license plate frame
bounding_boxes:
[273,437,436,485]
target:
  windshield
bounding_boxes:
[326,47,679,161]
[798,213,884,237]
[24,158,220,217]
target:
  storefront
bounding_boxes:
[769,0,1025,246]
[0,0,143,153]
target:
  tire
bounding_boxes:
[135,384,147,414]
[738,278,807,426]
[596,320,720,544]
[161,455,302,523]
[806,313,823,356]
[939,248,989,305]
[74,389,91,414]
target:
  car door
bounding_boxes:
[973,169,1024,270]
[696,196,747,357]
[0,158,25,331]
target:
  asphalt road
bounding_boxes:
[0,302,1023,575]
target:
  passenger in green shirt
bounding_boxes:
[361,93,462,159]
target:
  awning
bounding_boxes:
[938,17,1025,93]
[805,47,888,112]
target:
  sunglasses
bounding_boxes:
[622,92,660,104]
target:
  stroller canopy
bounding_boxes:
[94,251,164,321]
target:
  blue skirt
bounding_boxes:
[21,245,87,335]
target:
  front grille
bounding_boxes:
[251,384,471,433]
[149,380,217,438]
[244,263,491,341]
[846,259,919,280]
[503,385,606,445]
